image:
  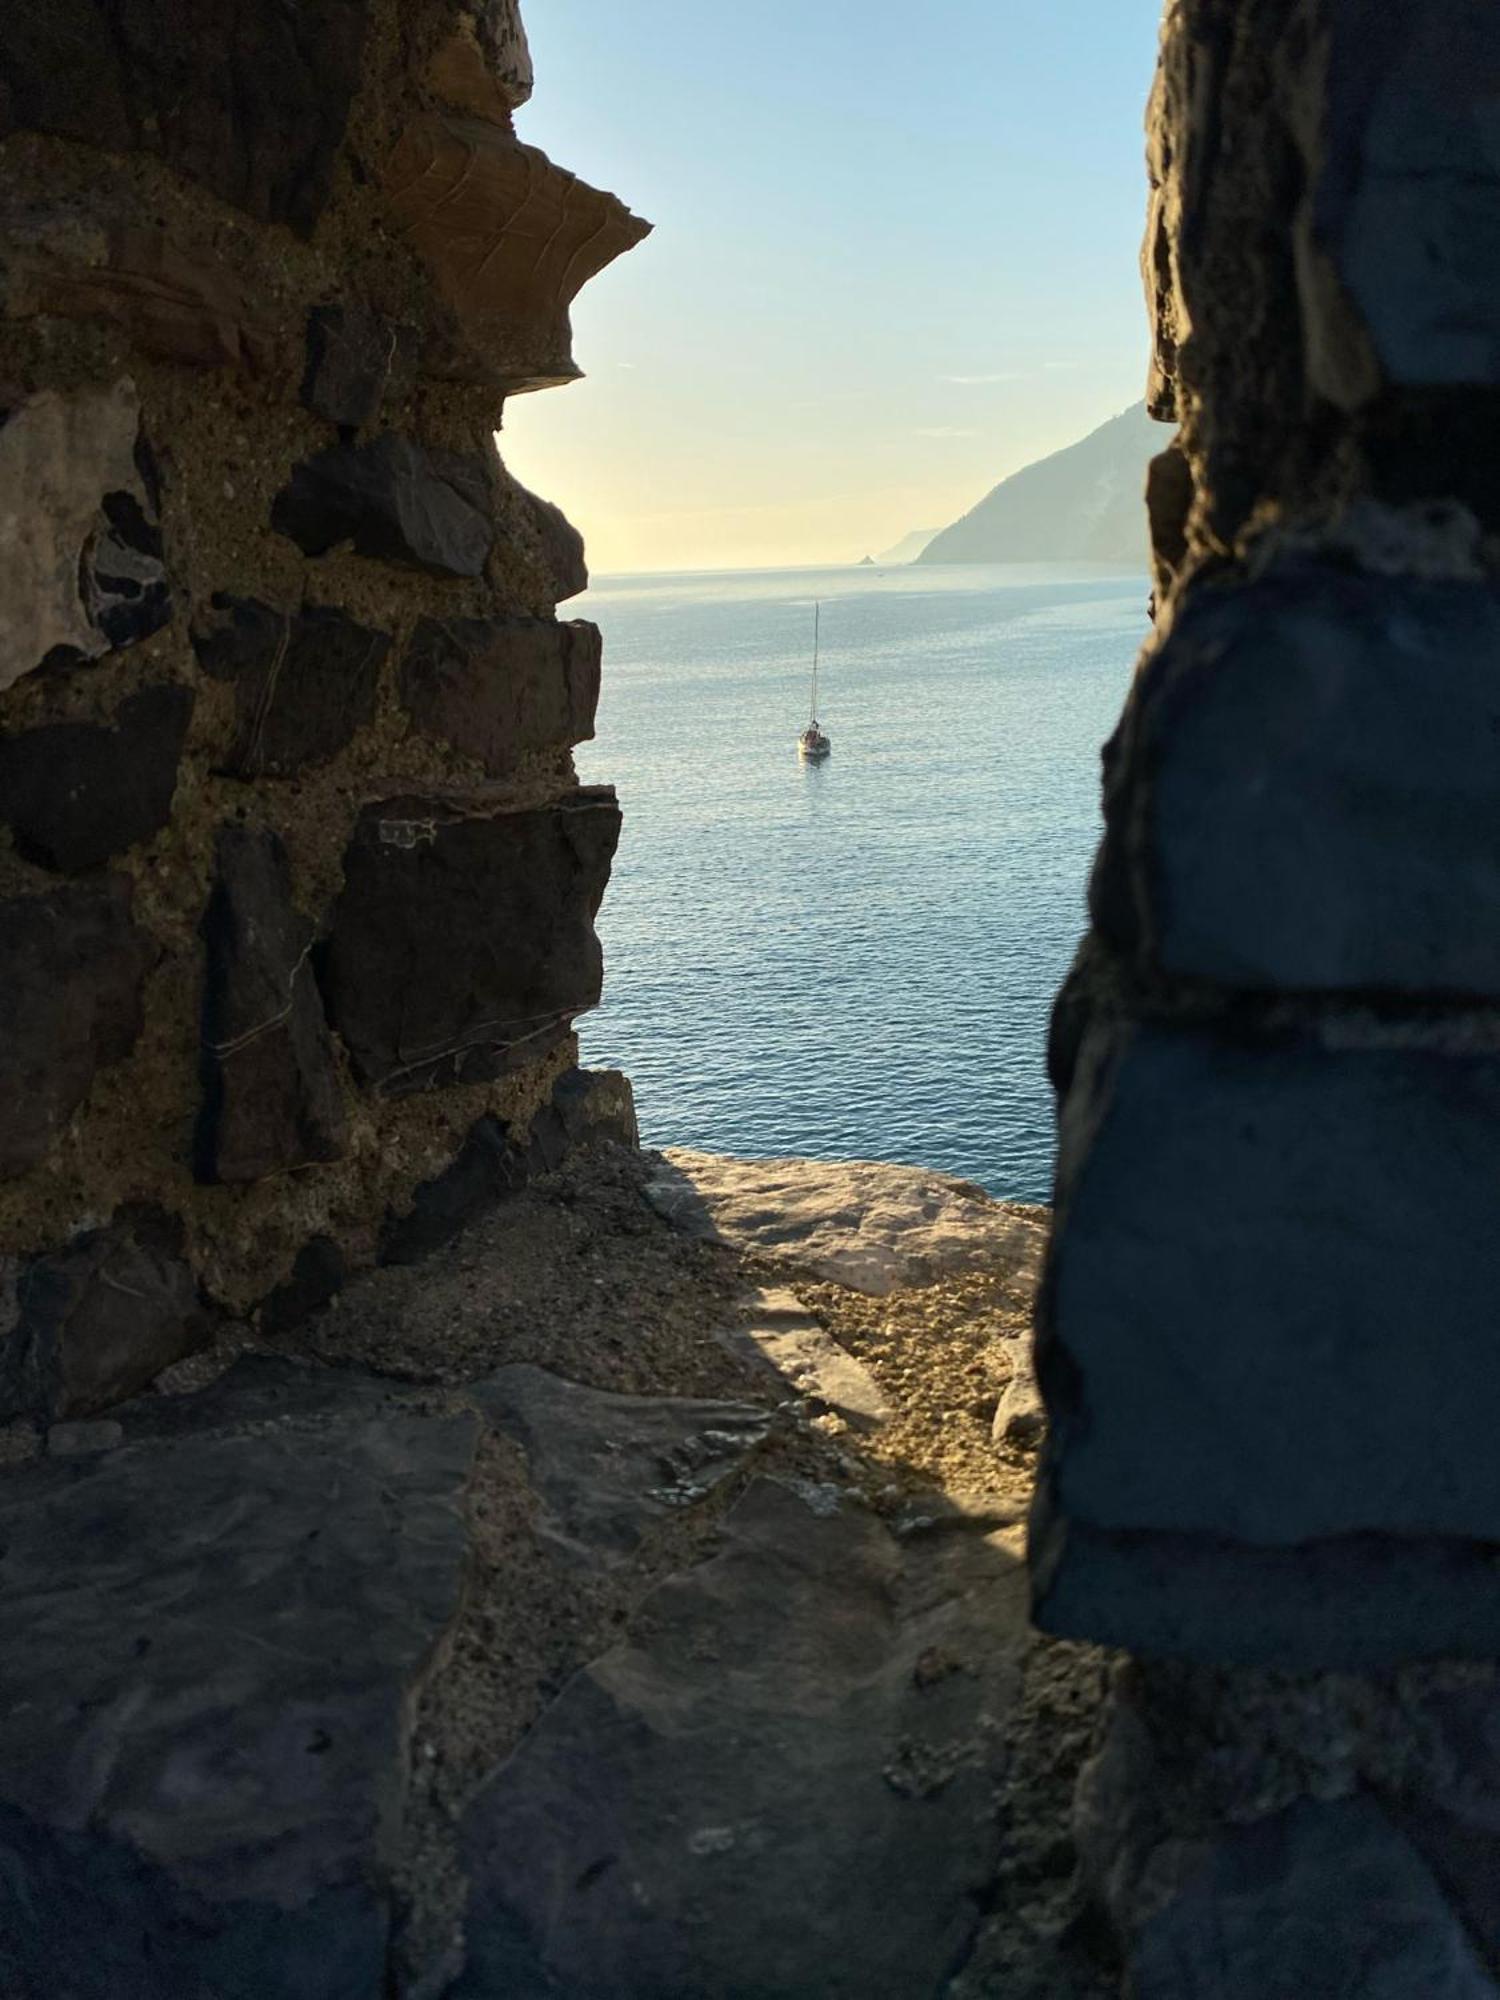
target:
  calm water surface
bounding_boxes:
[574,563,1146,1202]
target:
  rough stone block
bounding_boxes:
[0,379,170,691]
[199,825,347,1185]
[0,684,192,872]
[383,118,650,389]
[0,877,151,1180]
[0,0,370,232]
[192,596,389,778]
[0,1211,206,1421]
[271,434,495,579]
[1297,3,1500,405]
[1131,1798,1498,1999]
[321,788,621,1095]
[0,1359,477,1999]
[399,614,601,774]
[300,305,406,431]
[552,1066,639,1150]
[1109,565,1500,994]
[1030,1482,1500,1670]
[1045,1024,1500,1547]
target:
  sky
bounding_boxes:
[502,0,1165,575]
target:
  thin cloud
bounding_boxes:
[941,371,1023,385]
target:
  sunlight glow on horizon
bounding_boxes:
[501,0,1164,575]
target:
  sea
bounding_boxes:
[572,562,1149,1204]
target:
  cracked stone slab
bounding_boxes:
[453,1477,1028,1999]
[468,1364,771,1566]
[0,1358,478,2000]
[646,1149,1048,1296]
[718,1284,893,1432]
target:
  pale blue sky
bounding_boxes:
[504,0,1165,572]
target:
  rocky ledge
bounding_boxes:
[0,1144,1105,2000]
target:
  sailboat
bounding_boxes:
[797,602,831,760]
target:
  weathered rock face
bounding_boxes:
[0,0,646,1366]
[399,615,601,773]
[321,789,621,1094]
[427,1,534,121]
[0,0,372,231]
[193,597,390,778]
[385,119,651,388]
[272,435,497,578]
[0,379,170,690]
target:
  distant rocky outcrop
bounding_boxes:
[919,402,1165,567]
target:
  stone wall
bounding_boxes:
[0,2,647,1421]
[1036,2,1500,1988]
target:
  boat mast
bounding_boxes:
[810,601,820,723]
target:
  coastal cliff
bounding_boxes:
[919,403,1163,568]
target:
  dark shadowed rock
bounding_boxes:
[378,1072,635,1265]
[321,788,620,1095]
[0,877,150,1179]
[0,380,170,691]
[256,1236,349,1338]
[0,684,191,871]
[0,1361,477,2000]
[1130,1798,1498,1999]
[469,1365,770,1566]
[1109,565,1500,994]
[192,595,389,778]
[0,1210,206,1421]
[1031,1475,1500,1671]
[453,1478,1027,2000]
[1297,5,1500,406]
[199,824,346,1184]
[379,1115,525,1266]
[399,615,601,773]
[271,435,495,578]
[515,483,588,601]
[301,304,406,430]
[0,0,371,232]
[1045,1023,1500,1547]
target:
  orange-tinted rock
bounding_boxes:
[427,2,533,123]
[384,116,651,389]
